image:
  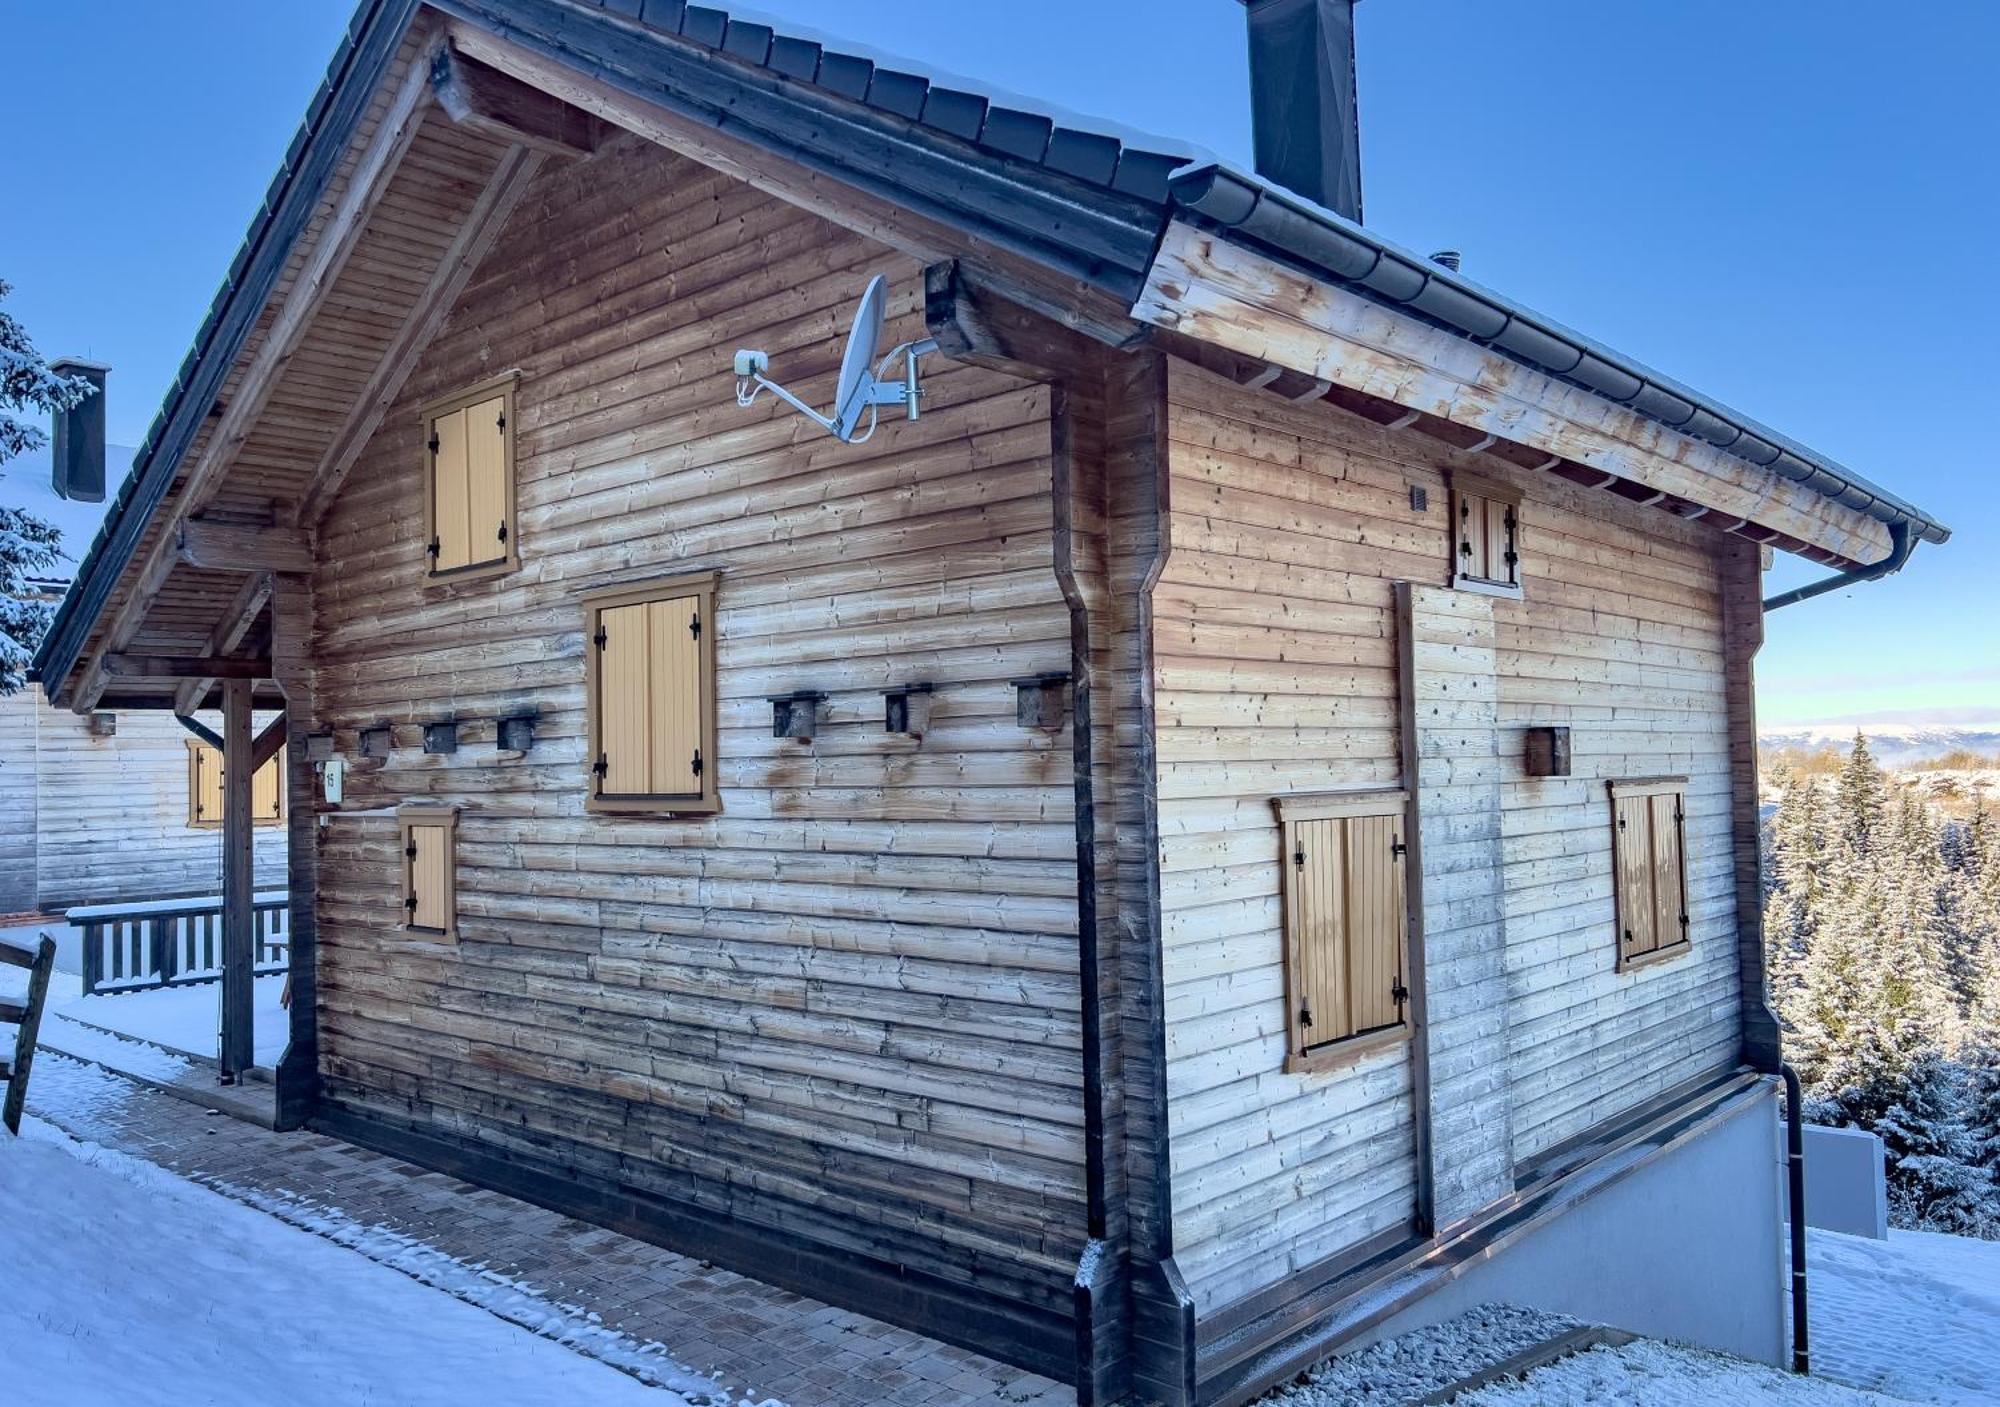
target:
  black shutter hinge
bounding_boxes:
[1391,836,1408,858]
[497,521,508,543]
[405,843,417,859]
[1293,844,1306,869]
[1392,982,1410,1006]
[690,612,701,640]
[1299,1003,1313,1029]
[426,536,440,560]
[497,411,506,433]
[404,895,418,913]
[691,748,703,778]
[592,754,608,777]
[1460,538,1473,558]
[593,626,607,650]
[427,434,440,456]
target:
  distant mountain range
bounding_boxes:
[1759,723,2000,769]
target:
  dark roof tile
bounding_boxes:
[977,107,1051,163]
[720,19,772,63]
[920,87,988,141]
[1044,129,1120,186]
[767,35,822,81]
[865,68,929,120]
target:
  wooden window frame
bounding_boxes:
[1448,471,1523,598]
[397,804,460,944]
[1272,789,1414,1074]
[420,372,520,584]
[1608,776,1692,972]
[185,740,286,829]
[582,571,721,816]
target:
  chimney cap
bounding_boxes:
[49,357,112,375]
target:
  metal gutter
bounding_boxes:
[1763,519,1915,611]
[1168,164,1951,555]
[31,0,421,703]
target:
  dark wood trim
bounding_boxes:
[1720,539,1783,1072]
[176,519,313,574]
[271,574,321,1130]
[174,713,224,751]
[311,1100,1077,1383]
[218,679,256,1080]
[105,654,270,680]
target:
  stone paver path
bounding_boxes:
[25,1052,1072,1407]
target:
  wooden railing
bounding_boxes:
[71,892,289,997]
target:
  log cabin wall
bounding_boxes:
[0,691,286,913]
[1154,357,1744,1316]
[1156,359,1421,1315]
[307,130,1088,1358]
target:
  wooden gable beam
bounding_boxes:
[104,654,270,680]
[296,144,547,525]
[433,45,600,158]
[172,572,273,715]
[1133,220,1896,568]
[177,520,313,574]
[70,39,439,712]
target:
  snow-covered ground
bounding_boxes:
[2,1113,742,1407]
[55,972,290,1065]
[1810,1227,2000,1403]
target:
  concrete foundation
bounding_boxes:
[1359,1085,1788,1366]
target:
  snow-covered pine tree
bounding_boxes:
[1874,1053,1999,1238]
[0,278,94,693]
[1837,731,1889,861]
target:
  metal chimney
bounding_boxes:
[1241,0,1363,222]
[49,358,109,503]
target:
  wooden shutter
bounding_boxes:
[400,808,458,939]
[1278,791,1410,1066]
[1450,475,1523,592]
[465,395,508,568]
[1610,778,1691,968]
[189,744,224,827]
[430,405,471,572]
[590,578,713,808]
[251,748,284,823]
[1458,493,1489,582]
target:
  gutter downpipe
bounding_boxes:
[1763,519,1914,613]
[1781,1063,1810,1375]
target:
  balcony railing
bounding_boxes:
[70,892,290,997]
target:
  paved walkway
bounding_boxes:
[24,1052,1071,1407]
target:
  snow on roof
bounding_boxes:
[0,442,137,590]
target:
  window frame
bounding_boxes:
[582,570,721,816]
[420,372,520,585]
[1607,775,1692,972]
[1272,788,1414,1074]
[185,740,286,829]
[397,804,460,944]
[1448,470,1523,598]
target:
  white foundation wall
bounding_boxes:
[1357,1084,1788,1366]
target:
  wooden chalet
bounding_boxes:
[34,2,1948,1402]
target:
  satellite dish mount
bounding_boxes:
[734,275,939,443]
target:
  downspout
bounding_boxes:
[1763,520,1914,612]
[1781,1063,1810,1375]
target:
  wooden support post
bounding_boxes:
[270,573,321,1130]
[218,678,256,1081]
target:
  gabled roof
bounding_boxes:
[35,0,1947,703]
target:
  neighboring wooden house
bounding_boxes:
[33,2,1946,1402]
[0,410,284,915]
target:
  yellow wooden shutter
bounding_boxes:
[1650,791,1687,951]
[408,823,452,932]
[465,395,508,568]
[1614,793,1657,960]
[647,594,703,795]
[1345,813,1407,1035]
[250,747,285,822]
[190,744,224,825]
[1291,817,1349,1047]
[431,405,470,572]
[598,601,653,796]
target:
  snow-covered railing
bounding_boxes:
[70,892,289,997]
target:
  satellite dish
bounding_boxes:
[732,275,938,444]
[832,276,889,440]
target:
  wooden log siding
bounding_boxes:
[1157,360,1420,1316]
[1493,481,1741,1165]
[309,134,1087,1333]
[1154,358,1748,1316]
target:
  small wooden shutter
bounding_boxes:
[406,822,452,932]
[251,748,285,823]
[1613,793,1657,961]
[1451,477,1522,590]
[190,745,224,825]
[596,593,705,799]
[430,406,471,572]
[465,395,508,567]
[1285,799,1408,1055]
[1650,791,1687,952]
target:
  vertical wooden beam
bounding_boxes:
[1721,539,1783,1072]
[269,573,321,1129]
[218,678,256,1081]
[1392,582,1436,1236]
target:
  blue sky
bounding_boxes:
[2,1,1993,726]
